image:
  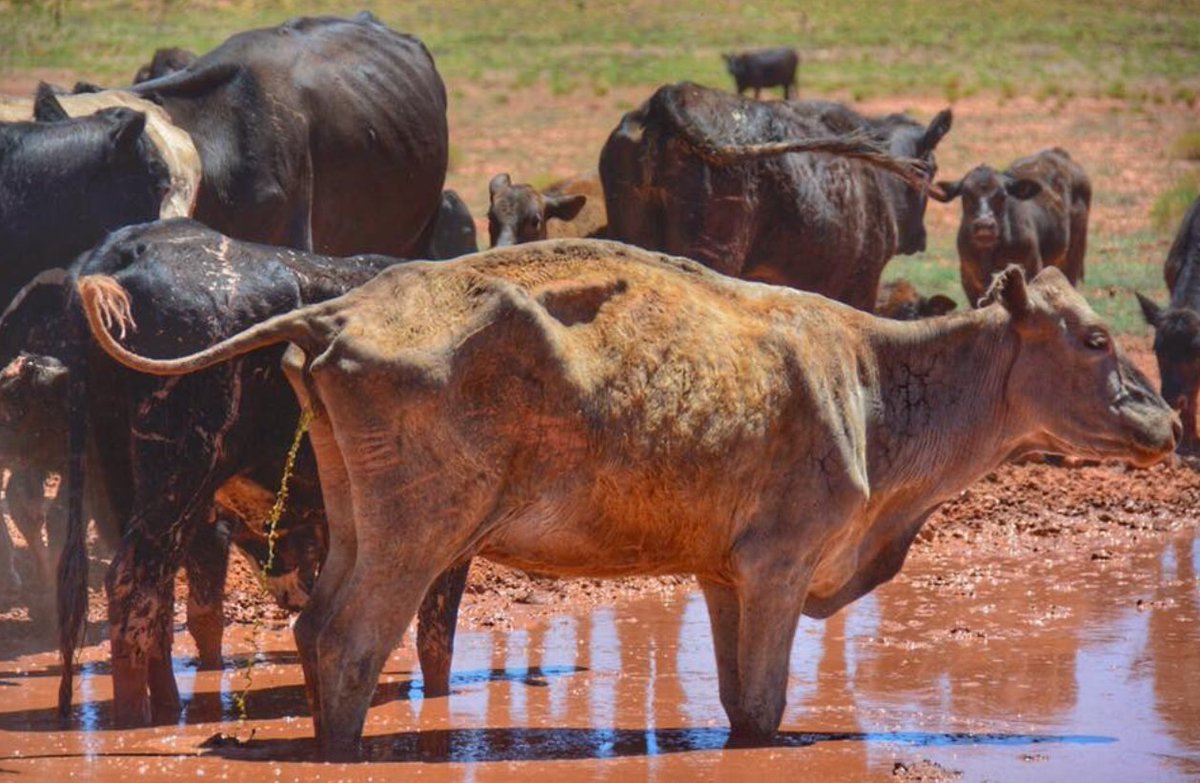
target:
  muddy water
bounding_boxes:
[1,533,1198,781]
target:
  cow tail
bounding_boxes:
[57,296,89,719]
[651,83,926,190]
[77,275,324,376]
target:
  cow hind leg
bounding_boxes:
[147,574,182,723]
[290,413,358,741]
[315,563,441,758]
[417,560,470,698]
[184,518,230,669]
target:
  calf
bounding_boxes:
[1137,195,1200,452]
[723,47,799,99]
[486,173,601,247]
[133,47,197,84]
[80,240,1177,755]
[932,148,1091,305]
[875,279,957,320]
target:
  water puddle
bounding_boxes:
[1,532,1198,780]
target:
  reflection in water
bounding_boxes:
[1,532,1198,780]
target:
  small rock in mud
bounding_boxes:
[892,758,962,781]
[1091,548,1114,560]
[1020,752,1050,762]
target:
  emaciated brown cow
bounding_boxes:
[932,147,1091,305]
[78,241,1178,755]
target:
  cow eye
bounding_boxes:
[1083,330,1109,351]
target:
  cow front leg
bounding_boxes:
[699,578,744,725]
[724,575,805,743]
[184,519,230,669]
[417,560,470,698]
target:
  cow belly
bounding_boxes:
[478,494,716,579]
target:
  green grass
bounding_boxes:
[1171,130,1200,161]
[1151,172,1200,233]
[2,0,1198,99]
[883,230,1168,336]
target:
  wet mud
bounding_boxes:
[1,505,1199,781]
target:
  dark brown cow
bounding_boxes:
[723,47,799,99]
[79,241,1177,755]
[600,82,951,311]
[129,13,448,258]
[1137,195,1200,452]
[932,147,1091,305]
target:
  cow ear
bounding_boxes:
[33,83,69,122]
[929,178,961,202]
[980,265,1030,317]
[489,173,512,201]
[925,295,957,316]
[1006,178,1042,200]
[107,109,147,150]
[72,81,104,95]
[1136,292,1163,327]
[918,108,952,155]
[545,193,587,222]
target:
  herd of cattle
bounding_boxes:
[0,13,1194,756]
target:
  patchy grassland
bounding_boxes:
[3,0,1200,100]
[1,0,1198,336]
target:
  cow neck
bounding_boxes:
[1169,239,1200,310]
[863,307,1020,499]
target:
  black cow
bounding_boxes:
[12,219,391,725]
[133,47,197,84]
[723,47,799,99]
[600,82,951,311]
[1138,195,1200,452]
[128,13,448,258]
[932,148,1092,305]
[426,190,478,259]
[0,88,169,308]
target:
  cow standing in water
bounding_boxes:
[1138,195,1200,452]
[601,82,951,311]
[80,240,1177,755]
[932,147,1091,305]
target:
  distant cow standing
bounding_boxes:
[133,47,197,84]
[932,148,1091,305]
[79,242,1177,755]
[723,47,798,99]
[601,82,951,311]
[1137,195,1200,452]
[486,172,605,247]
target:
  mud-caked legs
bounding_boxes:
[106,541,180,725]
[417,560,470,698]
[183,518,230,669]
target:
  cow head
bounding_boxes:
[487,173,587,247]
[0,90,170,280]
[880,108,953,255]
[991,267,1178,465]
[133,47,196,85]
[1136,293,1200,452]
[931,164,1042,250]
[721,53,744,78]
